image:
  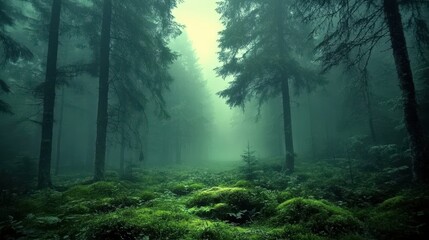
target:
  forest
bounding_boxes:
[0,0,428,239]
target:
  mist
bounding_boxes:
[0,0,428,239]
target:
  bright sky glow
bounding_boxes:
[173,0,244,160]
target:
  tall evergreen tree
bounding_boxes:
[38,0,62,188]
[216,0,320,172]
[298,0,429,182]
[0,0,33,114]
[93,0,179,180]
[94,0,111,181]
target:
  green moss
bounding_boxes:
[63,181,126,200]
[187,186,277,223]
[81,206,243,240]
[16,190,63,215]
[168,182,205,195]
[187,187,251,207]
[274,198,361,237]
[138,190,159,202]
[234,180,253,188]
[367,194,429,239]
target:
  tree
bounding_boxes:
[0,0,33,114]
[94,0,111,181]
[298,0,429,182]
[164,32,213,164]
[0,1,33,65]
[93,0,179,180]
[38,0,62,188]
[241,142,257,180]
[216,0,320,172]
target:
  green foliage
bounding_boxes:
[241,143,258,180]
[63,181,126,200]
[1,163,428,239]
[187,186,277,223]
[367,194,429,239]
[167,182,205,195]
[216,0,320,109]
[274,198,362,237]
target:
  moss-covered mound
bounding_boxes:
[367,194,429,239]
[167,182,205,195]
[274,198,362,237]
[187,187,275,223]
[63,181,128,199]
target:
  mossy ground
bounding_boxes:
[0,159,428,239]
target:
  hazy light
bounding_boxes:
[173,0,245,161]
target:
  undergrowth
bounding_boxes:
[0,158,428,239]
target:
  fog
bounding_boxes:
[1,0,428,239]
[1,0,427,173]
[173,0,244,161]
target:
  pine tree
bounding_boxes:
[241,142,257,181]
[92,0,179,180]
[0,0,33,114]
[38,0,62,188]
[216,0,321,172]
[298,0,429,182]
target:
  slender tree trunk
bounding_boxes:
[94,0,112,181]
[119,121,125,177]
[275,0,295,172]
[282,80,295,172]
[362,74,377,143]
[175,139,182,164]
[307,93,316,159]
[55,87,65,176]
[38,0,62,189]
[384,0,428,182]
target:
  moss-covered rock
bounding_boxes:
[63,181,127,200]
[187,186,277,223]
[81,207,242,240]
[16,190,63,215]
[188,187,250,207]
[367,194,429,239]
[274,198,361,237]
[167,182,205,195]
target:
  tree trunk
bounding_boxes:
[55,87,65,176]
[38,0,62,189]
[119,121,125,177]
[176,137,182,164]
[307,93,316,159]
[363,79,377,143]
[281,80,295,172]
[94,0,112,181]
[384,0,428,182]
[275,0,295,172]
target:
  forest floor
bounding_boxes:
[0,158,428,240]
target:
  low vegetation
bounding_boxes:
[0,158,428,239]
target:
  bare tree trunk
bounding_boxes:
[175,139,182,164]
[38,0,62,189]
[307,93,316,159]
[362,78,377,143]
[94,0,112,181]
[384,0,428,182]
[54,87,65,176]
[282,80,295,172]
[119,121,125,177]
